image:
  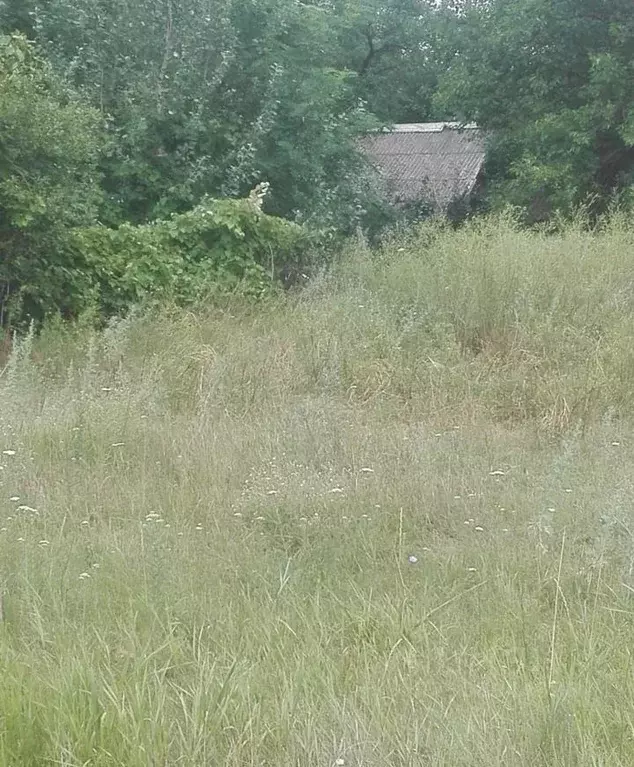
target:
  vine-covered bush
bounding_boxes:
[65,195,311,320]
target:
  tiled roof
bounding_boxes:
[360,123,486,211]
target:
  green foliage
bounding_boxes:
[0,31,310,328]
[4,0,385,231]
[0,33,103,325]
[434,0,634,218]
[334,0,440,123]
[67,194,311,319]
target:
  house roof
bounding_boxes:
[360,122,486,211]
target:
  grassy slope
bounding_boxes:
[1,217,634,765]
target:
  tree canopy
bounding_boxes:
[0,33,103,323]
[435,0,634,215]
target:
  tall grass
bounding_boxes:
[2,217,634,765]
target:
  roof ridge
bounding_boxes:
[385,122,479,133]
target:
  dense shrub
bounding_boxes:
[63,194,312,321]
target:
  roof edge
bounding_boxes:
[380,122,479,134]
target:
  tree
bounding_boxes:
[335,0,440,123]
[2,0,384,230]
[0,33,103,324]
[434,0,634,217]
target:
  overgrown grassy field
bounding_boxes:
[3,217,634,765]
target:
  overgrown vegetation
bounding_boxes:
[2,222,634,764]
[31,192,310,325]
[1,0,634,761]
[1,2,633,328]
[0,32,312,327]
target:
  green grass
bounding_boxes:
[2,216,634,765]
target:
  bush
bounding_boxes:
[65,194,312,320]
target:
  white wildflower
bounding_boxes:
[16,505,38,514]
